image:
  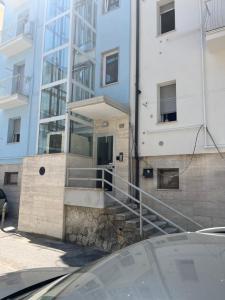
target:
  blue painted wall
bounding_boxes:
[95,0,131,106]
[0,0,45,164]
[0,0,131,164]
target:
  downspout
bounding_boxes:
[199,0,208,146]
[135,0,141,195]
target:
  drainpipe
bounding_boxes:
[199,0,208,146]
[135,0,141,196]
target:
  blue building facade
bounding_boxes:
[0,0,131,216]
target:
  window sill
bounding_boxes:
[157,29,177,38]
[102,81,119,88]
[157,121,178,125]
[156,188,181,191]
[7,142,21,145]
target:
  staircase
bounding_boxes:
[107,202,179,239]
[66,167,204,249]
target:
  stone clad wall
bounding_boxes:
[65,205,140,251]
[140,153,225,230]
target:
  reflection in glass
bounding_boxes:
[40,83,67,119]
[38,120,65,154]
[45,15,69,52]
[46,0,70,20]
[105,52,119,85]
[74,0,97,28]
[71,83,93,102]
[69,120,93,157]
[43,48,68,85]
[74,16,96,53]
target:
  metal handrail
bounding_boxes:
[67,168,203,236]
[0,21,34,44]
[204,0,225,32]
[0,74,30,99]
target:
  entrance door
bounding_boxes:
[96,135,114,191]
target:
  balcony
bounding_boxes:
[0,75,30,110]
[205,0,225,52]
[0,21,33,57]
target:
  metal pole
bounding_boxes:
[1,202,7,231]
[102,169,105,189]
[139,192,143,237]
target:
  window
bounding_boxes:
[104,0,120,13]
[38,120,65,154]
[159,82,177,122]
[46,0,70,20]
[69,120,93,157]
[4,172,18,185]
[158,169,179,189]
[40,83,67,119]
[42,48,68,85]
[44,15,70,52]
[159,2,175,34]
[7,118,21,143]
[102,50,119,86]
[16,11,29,36]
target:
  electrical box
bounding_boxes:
[143,168,153,178]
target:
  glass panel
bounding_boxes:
[71,83,93,102]
[40,83,67,119]
[38,120,65,154]
[105,52,119,85]
[72,50,95,89]
[97,136,113,165]
[45,15,70,52]
[43,48,68,85]
[46,0,70,20]
[106,0,120,12]
[74,0,96,27]
[69,120,93,156]
[160,3,175,34]
[74,16,96,53]
[160,83,176,113]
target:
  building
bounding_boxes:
[1,0,224,251]
[0,0,131,221]
[131,0,225,229]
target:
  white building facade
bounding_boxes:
[131,0,225,228]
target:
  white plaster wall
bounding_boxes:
[132,0,225,157]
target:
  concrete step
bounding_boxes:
[164,227,179,234]
[143,220,167,235]
[125,214,158,228]
[106,203,138,214]
[147,226,179,239]
[114,208,148,221]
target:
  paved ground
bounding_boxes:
[0,219,107,276]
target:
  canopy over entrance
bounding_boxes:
[68,96,129,120]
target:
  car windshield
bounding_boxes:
[36,233,225,300]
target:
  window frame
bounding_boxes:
[102,49,119,87]
[158,81,177,123]
[157,168,179,190]
[158,1,175,35]
[103,0,120,14]
[7,117,21,144]
[4,172,19,186]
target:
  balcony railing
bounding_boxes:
[0,74,30,99]
[0,20,33,45]
[205,0,225,32]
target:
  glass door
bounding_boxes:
[96,135,114,191]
